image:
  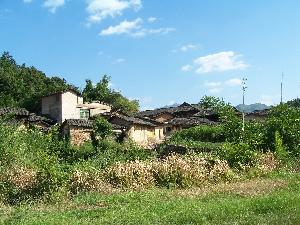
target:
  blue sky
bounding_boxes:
[1,0,300,109]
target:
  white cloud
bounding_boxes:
[205,81,222,87]
[86,0,142,24]
[112,58,125,64]
[100,18,175,37]
[23,0,32,3]
[192,51,248,74]
[43,0,65,13]
[147,17,157,23]
[225,78,242,86]
[181,64,192,72]
[100,18,142,36]
[131,27,175,37]
[180,44,198,52]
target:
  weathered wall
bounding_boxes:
[127,125,164,146]
[61,92,81,122]
[42,94,62,122]
[154,113,174,123]
[69,126,93,146]
[154,126,164,140]
[90,106,111,117]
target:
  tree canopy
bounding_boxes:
[82,75,139,115]
[286,98,300,108]
[0,52,76,112]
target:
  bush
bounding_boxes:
[274,131,289,161]
[264,104,300,156]
[216,143,258,169]
[170,125,225,143]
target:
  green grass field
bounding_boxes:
[1,172,299,225]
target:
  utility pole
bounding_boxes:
[242,78,247,132]
[281,73,284,104]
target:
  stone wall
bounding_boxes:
[69,126,93,146]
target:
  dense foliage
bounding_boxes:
[287,98,300,108]
[0,52,77,113]
[82,75,139,115]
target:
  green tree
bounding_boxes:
[287,98,300,108]
[82,75,139,115]
[0,52,77,113]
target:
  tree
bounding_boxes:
[0,52,77,113]
[82,75,139,115]
[287,98,300,108]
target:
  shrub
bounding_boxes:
[274,131,289,161]
[264,104,300,156]
[170,125,225,143]
[217,143,258,169]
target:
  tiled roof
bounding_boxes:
[111,114,157,127]
[136,102,199,118]
[192,108,218,117]
[28,114,55,124]
[169,117,218,127]
[63,119,94,128]
[246,109,269,118]
[0,107,30,116]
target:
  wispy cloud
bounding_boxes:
[23,0,32,3]
[100,18,142,36]
[181,64,192,72]
[180,44,198,52]
[100,18,175,37]
[112,58,125,64]
[203,78,243,94]
[147,17,157,23]
[43,0,65,13]
[225,78,242,86]
[182,51,248,74]
[86,0,142,25]
[173,43,199,53]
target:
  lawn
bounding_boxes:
[1,172,299,225]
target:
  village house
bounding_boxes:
[61,119,94,146]
[136,102,219,136]
[41,89,111,123]
[0,93,221,147]
[104,113,164,147]
[0,107,55,131]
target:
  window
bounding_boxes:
[80,109,90,119]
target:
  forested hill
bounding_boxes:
[0,52,139,115]
[0,52,77,113]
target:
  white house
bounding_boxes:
[41,90,111,123]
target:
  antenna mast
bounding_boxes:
[242,78,247,132]
[281,73,284,104]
